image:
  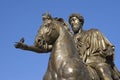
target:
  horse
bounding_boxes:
[34,17,92,80]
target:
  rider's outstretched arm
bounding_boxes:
[14,42,52,53]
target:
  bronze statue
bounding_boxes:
[14,12,120,80]
[15,13,92,80]
[69,13,120,80]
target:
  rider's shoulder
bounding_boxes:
[87,28,102,34]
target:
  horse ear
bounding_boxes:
[42,12,53,20]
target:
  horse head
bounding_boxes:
[34,18,60,48]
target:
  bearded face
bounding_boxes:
[70,17,82,34]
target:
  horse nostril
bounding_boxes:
[43,40,46,45]
[38,39,41,42]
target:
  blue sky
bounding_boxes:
[0,0,120,80]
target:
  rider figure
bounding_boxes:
[69,13,120,80]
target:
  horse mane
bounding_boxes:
[53,17,73,36]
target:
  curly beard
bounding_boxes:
[72,23,82,34]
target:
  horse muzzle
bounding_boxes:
[34,36,46,48]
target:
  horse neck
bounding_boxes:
[52,26,79,57]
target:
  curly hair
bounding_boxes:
[69,13,84,25]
